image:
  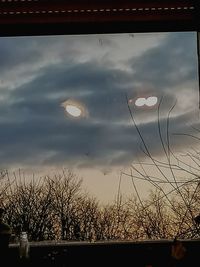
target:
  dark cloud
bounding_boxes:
[0,33,199,169]
[0,37,41,72]
[129,32,198,91]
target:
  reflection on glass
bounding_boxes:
[66,105,82,117]
[135,97,146,107]
[145,96,158,107]
[61,99,88,119]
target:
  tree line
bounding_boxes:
[0,168,200,243]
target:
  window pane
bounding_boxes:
[0,32,199,241]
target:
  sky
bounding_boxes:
[0,31,199,203]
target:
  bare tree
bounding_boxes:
[1,170,55,241]
[122,95,200,240]
[47,169,83,240]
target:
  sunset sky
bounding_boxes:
[0,31,199,203]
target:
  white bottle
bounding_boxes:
[19,232,29,259]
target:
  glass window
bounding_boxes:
[0,32,199,242]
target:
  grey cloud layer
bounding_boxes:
[0,32,199,169]
[129,32,198,90]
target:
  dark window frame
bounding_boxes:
[0,0,199,37]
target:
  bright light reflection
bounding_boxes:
[61,99,88,119]
[66,105,82,117]
[134,96,158,107]
[135,98,146,107]
[146,96,158,107]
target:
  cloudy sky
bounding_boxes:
[0,32,199,202]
